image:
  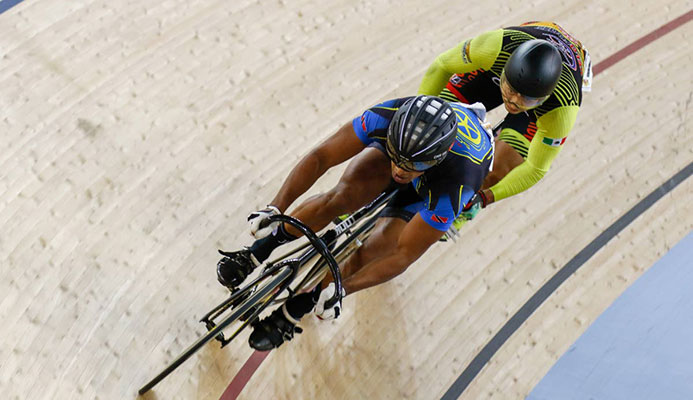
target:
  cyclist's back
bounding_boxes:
[354,98,494,230]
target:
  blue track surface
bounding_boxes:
[528,232,693,400]
[0,0,24,14]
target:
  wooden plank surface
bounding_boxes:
[1,1,691,399]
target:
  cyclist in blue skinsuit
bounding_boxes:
[353,98,494,233]
[218,95,494,350]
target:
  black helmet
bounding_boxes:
[386,95,457,171]
[503,39,562,98]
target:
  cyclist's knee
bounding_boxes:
[321,184,358,214]
[341,250,363,279]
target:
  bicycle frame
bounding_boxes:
[201,187,398,346]
[138,188,397,395]
[274,188,398,306]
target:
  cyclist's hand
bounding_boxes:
[314,282,346,320]
[460,190,491,220]
[248,206,281,239]
[460,201,481,221]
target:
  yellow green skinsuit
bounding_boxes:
[419,22,589,201]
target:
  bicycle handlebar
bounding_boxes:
[266,214,343,308]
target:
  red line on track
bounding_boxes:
[593,9,693,76]
[219,350,270,400]
[219,9,693,400]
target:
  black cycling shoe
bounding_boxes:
[248,305,303,351]
[217,249,258,289]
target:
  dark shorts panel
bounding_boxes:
[380,183,423,222]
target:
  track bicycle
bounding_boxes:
[138,188,398,394]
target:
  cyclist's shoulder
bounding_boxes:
[355,97,412,142]
[506,22,586,73]
[533,103,580,136]
[536,90,582,117]
[466,28,503,50]
[447,102,494,152]
[448,101,489,122]
[461,29,503,67]
[357,97,409,129]
[365,97,412,115]
[504,21,583,41]
[427,102,493,189]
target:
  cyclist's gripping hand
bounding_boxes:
[459,190,491,221]
[314,282,346,320]
[248,206,281,239]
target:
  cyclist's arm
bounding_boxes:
[342,213,442,294]
[270,122,366,212]
[418,29,503,95]
[489,105,579,201]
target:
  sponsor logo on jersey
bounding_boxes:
[524,121,538,142]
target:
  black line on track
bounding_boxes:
[441,161,693,400]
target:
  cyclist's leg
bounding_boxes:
[482,112,533,188]
[284,147,392,237]
[248,185,418,350]
[339,186,421,280]
[339,217,405,280]
[320,185,421,286]
[247,217,404,352]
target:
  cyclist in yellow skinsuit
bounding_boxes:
[419,22,591,227]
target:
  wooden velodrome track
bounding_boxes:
[2,1,692,399]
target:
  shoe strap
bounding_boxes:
[281,303,301,325]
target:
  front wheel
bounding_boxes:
[138,266,293,395]
[293,213,379,294]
